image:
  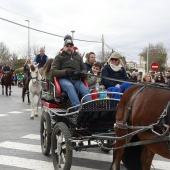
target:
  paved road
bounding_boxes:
[0,85,169,170]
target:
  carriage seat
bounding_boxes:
[53,77,89,101]
[42,100,64,108]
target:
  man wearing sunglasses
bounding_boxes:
[51,38,92,107]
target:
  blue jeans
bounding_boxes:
[107,82,131,99]
[59,78,92,106]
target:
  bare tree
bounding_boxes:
[97,51,111,62]
[139,43,168,72]
[32,44,40,59]
[18,44,40,60]
[0,42,12,66]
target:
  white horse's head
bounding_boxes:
[30,63,42,84]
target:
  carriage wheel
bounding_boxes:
[52,122,72,170]
[100,140,113,152]
[40,111,51,155]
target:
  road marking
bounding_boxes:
[0,155,99,170]
[152,159,170,169]
[8,111,23,114]
[23,107,41,112]
[0,114,8,117]
[0,140,169,169]
[0,141,112,162]
[21,134,40,140]
[20,134,170,168]
[23,109,32,111]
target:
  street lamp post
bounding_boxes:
[25,20,30,59]
[71,30,75,41]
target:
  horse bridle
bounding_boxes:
[30,71,40,84]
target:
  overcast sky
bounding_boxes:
[0,0,170,63]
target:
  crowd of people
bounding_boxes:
[0,34,170,108]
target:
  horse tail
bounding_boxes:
[121,135,143,170]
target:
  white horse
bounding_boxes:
[29,63,42,119]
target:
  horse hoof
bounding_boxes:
[30,117,34,120]
[34,114,38,117]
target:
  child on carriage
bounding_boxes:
[86,62,107,99]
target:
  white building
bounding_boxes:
[126,57,145,75]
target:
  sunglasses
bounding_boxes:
[111,58,118,61]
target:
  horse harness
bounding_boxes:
[114,85,170,149]
[30,71,40,84]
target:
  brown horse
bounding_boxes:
[22,76,30,104]
[1,70,13,96]
[111,84,170,170]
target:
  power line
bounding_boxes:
[104,42,139,61]
[0,6,102,42]
[0,17,101,43]
[0,7,140,60]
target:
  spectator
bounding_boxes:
[101,52,131,99]
[166,68,170,87]
[51,38,92,107]
[129,71,137,82]
[155,75,165,83]
[84,52,96,72]
[142,73,153,83]
[0,65,2,83]
[137,75,142,83]
[13,73,18,85]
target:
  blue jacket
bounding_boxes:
[101,65,128,88]
[3,66,10,72]
[34,54,48,68]
[84,62,92,72]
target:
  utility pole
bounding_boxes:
[25,20,30,59]
[102,34,104,62]
[71,30,75,41]
[146,43,150,73]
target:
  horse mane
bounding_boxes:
[30,65,35,72]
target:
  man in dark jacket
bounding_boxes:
[2,63,10,72]
[51,39,92,107]
[33,48,49,68]
[1,63,12,85]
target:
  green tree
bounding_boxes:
[139,43,167,72]
[13,59,26,69]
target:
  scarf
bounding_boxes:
[109,63,122,72]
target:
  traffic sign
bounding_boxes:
[151,62,159,71]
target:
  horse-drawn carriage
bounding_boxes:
[40,77,123,169]
[40,76,170,170]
